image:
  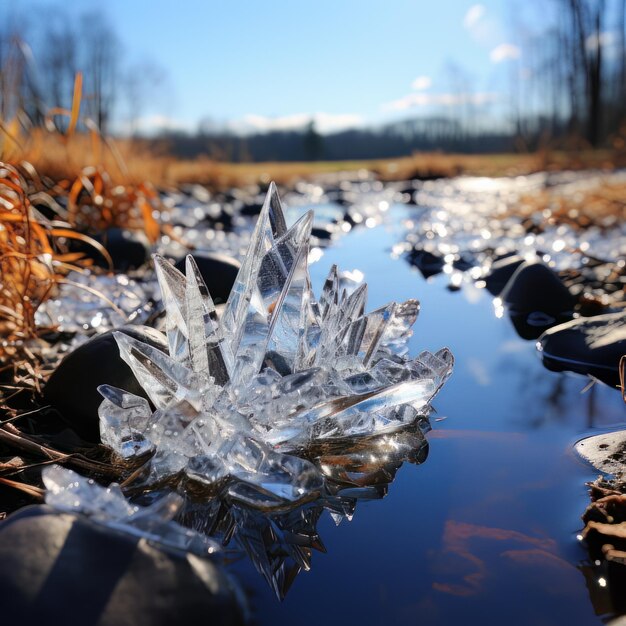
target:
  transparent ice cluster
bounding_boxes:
[98,183,453,511]
[42,465,220,556]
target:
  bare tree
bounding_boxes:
[122,60,167,136]
[80,11,119,133]
[39,10,78,113]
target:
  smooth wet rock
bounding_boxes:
[508,311,571,340]
[99,228,151,271]
[407,249,445,279]
[202,204,234,230]
[311,224,335,241]
[452,253,476,272]
[484,255,526,295]
[501,260,576,316]
[576,430,626,477]
[44,326,167,441]
[538,312,626,387]
[174,252,241,305]
[0,505,245,626]
[239,201,263,216]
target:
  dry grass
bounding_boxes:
[32,147,626,189]
[514,179,626,229]
[62,164,161,241]
[0,162,114,405]
[6,120,626,191]
[0,77,161,403]
[0,163,104,342]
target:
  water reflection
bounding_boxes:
[399,173,625,390]
[182,420,430,599]
[222,183,625,624]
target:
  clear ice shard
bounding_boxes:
[94,182,454,510]
[42,465,220,556]
[37,183,455,598]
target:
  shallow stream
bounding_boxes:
[232,201,626,624]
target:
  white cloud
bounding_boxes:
[383,91,499,111]
[231,112,363,135]
[464,3,502,46]
[411,75,432,91]
[116,114,194,135]
[463,4,485,30]
[490,43,521,63]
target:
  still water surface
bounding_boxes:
[233,204,625,625]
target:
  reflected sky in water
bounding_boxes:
[234,204,625,625]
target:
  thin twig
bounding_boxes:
[0,424,119,479]
[0,476,44,500]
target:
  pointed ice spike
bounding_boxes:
[114,331,205,411]
[380,299,420,347]
[229,211,314,387]
[268,378,436,447]
[127,492,183,525]
[299,289,322,370]
[184,255,229,385]
[257,211,314,309]
[97,385,153,458]
[221,182,289,370]
[264,181,288,239]
[43,465,136,519]
[98,384,151,414]
[344,283,368,321]
[265,226,313,373]
[319,264,339,320]
[360,302,398,366]
[185,254,217,316]
[313,265,351,365]
[153,255,190,364]
[185,256,209,376]
[418,348,454,392]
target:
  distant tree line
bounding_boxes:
[155,118,525,162]
[512,0,625,147]
[0,0,624,160]
[0,5,165,135]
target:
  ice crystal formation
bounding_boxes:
[98,183,453,510]
[42,465,220,556]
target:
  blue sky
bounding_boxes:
[10,0,534,133]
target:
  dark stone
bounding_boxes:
[407,249,445,279]
[99,228,151,271]
[239,201,263,217]
[452,253,476,272]
[484,255,526,295]
[395,182,416,204]
[410,172,446,182]
[43,326,167,442]
[538,312,626,387]
[174,253,241,305]
[0,505,245,626]
[342,210,358,227]
[197,202,234,231]
[500,261,576,316]
[335,191,358,207]
[70,228,150,271]
[311,224,335,241]
[575,430,626,476]
[508,311,569,341]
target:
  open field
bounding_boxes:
[2,129,626,190]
